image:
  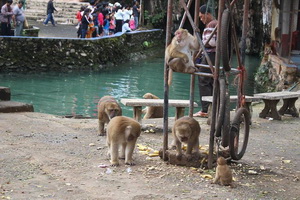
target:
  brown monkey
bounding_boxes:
[165,28,200,85]
[106,116,141,166]
[213,157,233,186]
[172,116,201,160]
[142,93,163,119]
[97,96,122,136]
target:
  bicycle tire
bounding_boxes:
[221,83,230,147]
[215,78,226,137]
[229,107,250,160]
[221,9,232,72]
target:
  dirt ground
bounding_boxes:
[0,102,300,200]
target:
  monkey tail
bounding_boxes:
[168,68,173,86]
[125,125,134,141]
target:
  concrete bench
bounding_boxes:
[254,91,300,120]
[120,99,198,122]
[202,95,261,124]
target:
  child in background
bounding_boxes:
[109,14,116,35]
[103,14,110,36]
[122,19,131,33]
[129,15,135,30]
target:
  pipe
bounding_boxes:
[162,0,173,161]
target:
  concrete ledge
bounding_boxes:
[0,101,34,113]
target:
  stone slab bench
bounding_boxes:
[120,99,198,122]
[254,91,300,120]
[202,95,261,124]
[0,101,34,113]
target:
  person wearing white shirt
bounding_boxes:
[122,19,131,33]
[114,6,123,32]
[122,5,132,22]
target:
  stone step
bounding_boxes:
[0,87,11,101]
[25,0,88,24]
[0,101,34,113]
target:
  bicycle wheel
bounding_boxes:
[221,8,232,72]
[229,107,250,160]
[221,82,230,147]
[215,77,226,137]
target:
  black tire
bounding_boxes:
[229,107,250,160]
[221,82,230,147]
[221,9,231,72]
[215,78,226,137]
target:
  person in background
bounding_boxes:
[129,15,135,30]
[92,9,100,37]
[109,14,116,35]
[76,6,85,29]
[13,0,25,36]
[43,0,57,26]
[97,7,104,36]
[81,8,91,38]
[122,5,132,22]
[193,4,217,118]
[103,14,110,36]
[114,5,123,33]
[122,19,131,33]
[0,0,14,36]
[132,1,140,30]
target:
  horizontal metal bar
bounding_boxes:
[193,72,214,77]
[195,64,241,75]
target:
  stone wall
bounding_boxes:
[0,30,164,72]
[255,53,299,92]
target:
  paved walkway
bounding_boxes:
[28,19,78,38]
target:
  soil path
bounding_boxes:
[0,102,299,199]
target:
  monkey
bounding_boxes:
[165,28,200,85]
[97,96,122,136]
[106,116,141,166]
[141,93,163,119]
[172,116,201,160]
[213,157,233,186]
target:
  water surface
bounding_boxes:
[0,55,260,117]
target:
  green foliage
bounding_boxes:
[144,10,166,29]
[254,61,278,92]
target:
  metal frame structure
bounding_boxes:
[163,0,251,168]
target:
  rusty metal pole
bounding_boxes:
[241,0,249,65]
[236,0,249,108]
[179,0,194,28]
[189,0,200,117]
[163,0,173,161]
[207,0,225,169]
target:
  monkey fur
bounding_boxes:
[165,28,200,85]
[142,93,163,119]
[106,116,141,166]
[213,157,233,186]
[97,96,122,136]
[172,116,201,160]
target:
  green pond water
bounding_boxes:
[0,55,261,118]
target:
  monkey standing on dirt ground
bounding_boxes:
[142,93,163,119]
[172,116,201,160]
[97,96,122,136]
[165,28,200,85]
[213,157,233,186]
[106,116,141,166]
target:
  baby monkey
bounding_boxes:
[213,157,233,186]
